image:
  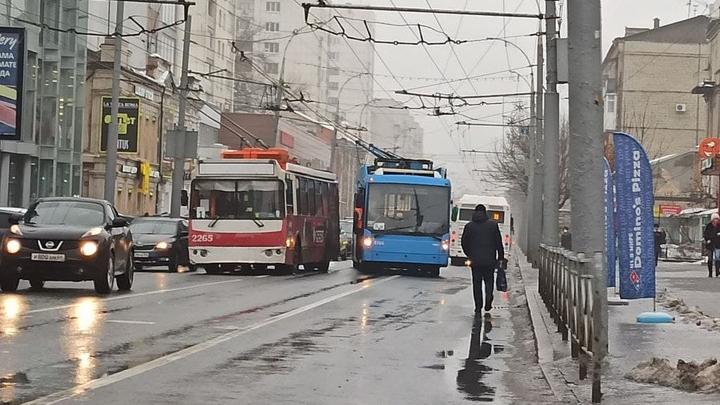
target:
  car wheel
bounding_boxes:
[116,256,134,291]
[0,274,19,292]
[94,255,115,294]
[168,253,179,273]
[29,279,45,291]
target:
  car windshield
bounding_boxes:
[25,201,105,227]
[366,184,450,236]
[130,221,177,235]
[191,180,285,220]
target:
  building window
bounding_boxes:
[265,62,279,74]
[209,0,217,18]
[265,22,279,32]
[264,42,280,53]
[606,93,616,113]
[328,81,338,90]
[266,2,281,12]
[328,96,339,106]
[328,52,338,60]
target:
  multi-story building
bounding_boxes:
[368,99,424,159]
[602,16,709,158]
[0,0,89,207]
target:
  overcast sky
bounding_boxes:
[348,0,700,197]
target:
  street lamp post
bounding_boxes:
[331,72,368,171]
[273,30,300,138]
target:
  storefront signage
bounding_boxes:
[0,27,25,141]
[100,97,140,153]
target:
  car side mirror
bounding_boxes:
[112,218,128,228]
[8,214,21,225]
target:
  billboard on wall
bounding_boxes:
[100,97,140,153]
[0,27,25,141]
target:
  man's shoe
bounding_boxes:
[484,304,493,312]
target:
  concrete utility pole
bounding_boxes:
[527,32,545,263]
[522,70,536,258]
[542,0,560,246]
[103,1,124,203]
[170,15,193,218]
[567,0,607,402]
[274,30,300,138]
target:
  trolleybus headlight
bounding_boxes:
[441,240,449,251]
[5,239,21,255]
[362,237,373,248]
[286,237,296,249]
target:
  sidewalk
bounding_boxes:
[516,249,720,404]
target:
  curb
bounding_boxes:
[514,249,580,404]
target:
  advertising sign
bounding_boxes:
[614,132,656,299]
[100,97,140,153]
[604,158,617,288]
[0,27,25,141]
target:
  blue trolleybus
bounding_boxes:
[352,152,451,277]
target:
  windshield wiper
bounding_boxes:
[253,218,265,228]
[413,188,424,231]
[208,216,221,228]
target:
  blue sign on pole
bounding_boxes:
[614,132,655,299]
[604,158,617,288]
[0,27,25,141]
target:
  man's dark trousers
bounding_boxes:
[471,265,495,310]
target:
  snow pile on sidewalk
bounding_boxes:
[627,358,720,392]
[657,292,720,332]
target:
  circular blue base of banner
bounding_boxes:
[636,312,674,324]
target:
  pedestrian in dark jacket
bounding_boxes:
[653,224,666,266]
[703,212,720,277]
[461,204,505,314]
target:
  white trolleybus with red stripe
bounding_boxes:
[188,148,340,274]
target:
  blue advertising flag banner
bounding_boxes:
[604,158,617,288]
[0,27,25,141]
[613,132,655,299]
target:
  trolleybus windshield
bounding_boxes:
[366,184,449,236]
[191,180,285,220]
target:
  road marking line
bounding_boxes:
[25,279,249,315]
[106,320,156,325]
[24,275,399,405]
[255,275,270,278]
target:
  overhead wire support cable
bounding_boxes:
[396,90,534,100]
[302,3,546,19]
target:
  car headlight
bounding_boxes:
[9,225,22,236]
[80,241,99,257]
[82,227,104,238]
[5,239,21,254]
[155,241,171,250]
[362,237,373,248]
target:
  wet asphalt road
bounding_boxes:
[0,262,551,404]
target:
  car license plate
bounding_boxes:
[134,252,150,258]
[31,253,65,262]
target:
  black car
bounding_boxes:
[0,208,26,241]
[130,217,190,272]
[0,197,134,294]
